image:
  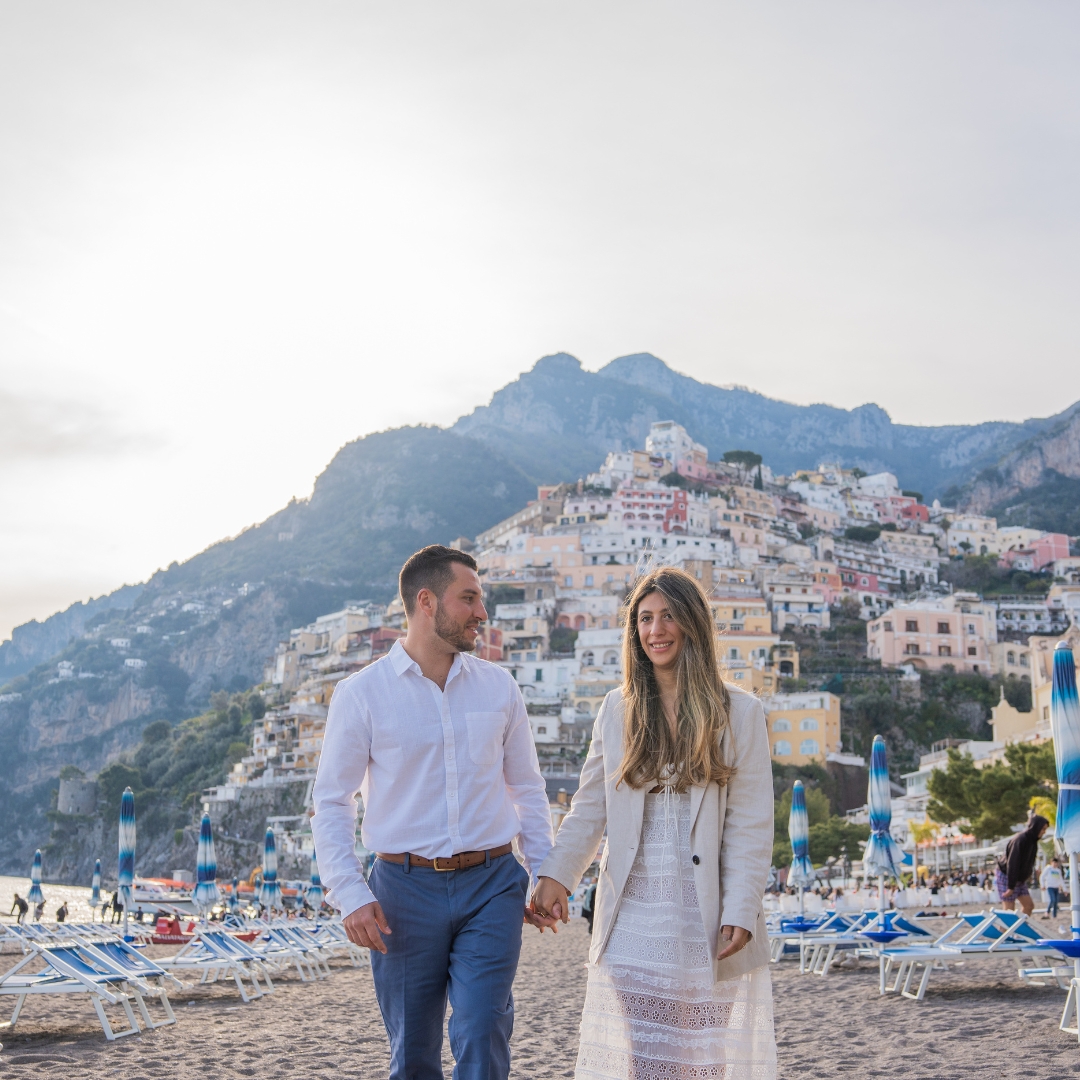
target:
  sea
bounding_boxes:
[0,873,99,924]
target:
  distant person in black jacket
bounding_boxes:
[996,815,1049,916]
[9,894,27,924]
[581,881,596,934]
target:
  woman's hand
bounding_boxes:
[716,925,751,961]
[530,876,571,932]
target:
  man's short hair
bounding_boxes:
[399,545,479,616]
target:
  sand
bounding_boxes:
[1,916,1078,1077]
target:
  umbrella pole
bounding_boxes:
[123,903,129,939]
[1071,852,1080,981]
[878,874,885,928]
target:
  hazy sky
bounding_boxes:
[2,2,1079,641]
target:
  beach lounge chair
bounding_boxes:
[879,910,1065,1001]
[159,928,274,1002]
[0,941,148,1040]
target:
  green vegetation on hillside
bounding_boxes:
[940,554,1052,598]
[93,690,259,844]
[927,741,1057,839]
[770,769,870,868]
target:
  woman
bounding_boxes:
[996,814,1049,915]
[532,567,776,1079]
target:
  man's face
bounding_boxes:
[433,563,488,652]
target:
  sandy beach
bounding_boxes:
[1,914,1078,1077]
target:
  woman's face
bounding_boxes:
[635,591,686,671]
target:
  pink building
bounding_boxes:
[1001,533,1070,572]
[866,600,992,674]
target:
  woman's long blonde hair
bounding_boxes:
[617,566,734,792]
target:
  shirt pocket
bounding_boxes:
[465,712,504,766]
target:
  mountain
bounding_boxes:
[946,402,1080,535]
[3,350,1078,875]
[454,352,1072,499]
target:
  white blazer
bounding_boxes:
[537,684,773,982]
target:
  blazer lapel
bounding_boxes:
[689,782,706,834]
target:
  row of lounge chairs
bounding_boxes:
[767,906,1075,1003]
[0,915,368,1044]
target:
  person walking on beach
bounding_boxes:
[312,545,553,1080]
[581,879,596,934]
[1041,857,1064,919]
[531,567,778,1079]
[9,893,27,924]
[996,814,1049,915]
[55,901,68,923]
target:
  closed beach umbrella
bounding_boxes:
[863,735,905,878]
[1051,642,1080,958]
[863,735,905,918]
[27,849,45,907]
[1052,643,1080,856]
[307,850,324,909]
[91,858,101,911]
[787,781,815,889]
[259,827,282,911]
[193,813,221,913]
[229,876,241,914]
[118,786,136,932]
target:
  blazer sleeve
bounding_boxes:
[719,693,774,934]
[535,696,611,895]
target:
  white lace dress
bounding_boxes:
[576,791,777,1080]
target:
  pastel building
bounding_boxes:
[763,692,842,764]
[866,595,993,673]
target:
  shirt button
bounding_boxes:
[692,855,700,865]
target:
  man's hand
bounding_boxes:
[716,925,751,961]
[529,876,571,933]
[342,900,391,954]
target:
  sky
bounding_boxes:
[2,2,1079,642]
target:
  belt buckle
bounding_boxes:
[431,856,457,872]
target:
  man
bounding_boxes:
[9,893,27,924]
[1040,857,1064,920]
[312,545,553,1080]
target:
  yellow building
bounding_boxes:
[763,692,842,764]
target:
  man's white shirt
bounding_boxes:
[311,639,554,917]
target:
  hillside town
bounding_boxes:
[198,420,1079,866]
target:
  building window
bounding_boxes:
[585,575,594,586]
[773,740,792,757]
[799,739,820,756]
[884,621,892,632]
[536,726,547,735]
[905,643,920,655]
[1045,706,1051,720]
[799,718,819,731]
[535,669,543,682]
[1020,655,1029,668]
[564,576,573,586]
[772,719,791,732]
[729,647,740,660]
[1007,651,1016,664]
[937,622,950,634]
[525,652,537,661]
[967,646,976,656]
[938,646,951,657]
[905,620,918,632]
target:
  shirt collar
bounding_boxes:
[388,638,471,684]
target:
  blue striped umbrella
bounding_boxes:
[1052,643,1080,855]
[259,827,282,910]
[863,735,905,881]
[27,849,44,907]
[307,850,324,909]
[117,786,136,925]
[193,813,221,913]
[228,876,241,914]
[90,859,101,910]
[787,781,815,889]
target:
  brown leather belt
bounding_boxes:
[377,844,514,872]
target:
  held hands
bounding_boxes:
[343,900,392,954]
[717,925,751,961]
[526,876,570,933]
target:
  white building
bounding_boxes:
[576,628,623,671]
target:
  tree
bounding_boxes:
[722,450,762,469]
[927,743,1057,840]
